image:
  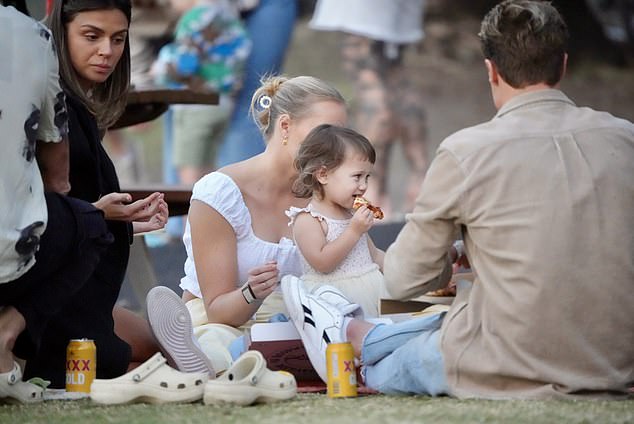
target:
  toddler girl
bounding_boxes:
[286,124,385,317]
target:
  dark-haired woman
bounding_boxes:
[24,0,167,387]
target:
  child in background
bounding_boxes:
[153,0,251,185]
[286,124,385,317]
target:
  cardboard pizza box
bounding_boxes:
[248,322,321,382]
[379,272,474,315]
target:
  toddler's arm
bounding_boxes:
[293,207,374,274]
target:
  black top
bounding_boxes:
[66,94,132,286]
[23,94,133,387]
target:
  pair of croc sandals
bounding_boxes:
[0,347,295,407]
[90,350,297,406]
[89,286,297,405]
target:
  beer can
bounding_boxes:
[66,339,96,393]
[326,342,357,398]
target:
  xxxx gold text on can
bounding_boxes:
[66,339,96,393]
[326,342,357,398]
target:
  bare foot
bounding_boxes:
[0,306,26,373]
[346,319,376,359]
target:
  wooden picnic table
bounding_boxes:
[112,85,217,212]
[110,86,219,129]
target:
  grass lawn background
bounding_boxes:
[2,394,633,424]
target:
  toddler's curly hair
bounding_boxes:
[292,124,375,199]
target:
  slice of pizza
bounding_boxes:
[353,196,384,220]
[425,283,457,297]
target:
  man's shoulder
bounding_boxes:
[438,120,501,159]
[439,102,634,161]
[575,105,634,132]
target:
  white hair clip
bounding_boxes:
[258,95,272,110]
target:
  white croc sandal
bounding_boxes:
[90,353,207,405]
[203,350,296,406]
[0,362,44,404]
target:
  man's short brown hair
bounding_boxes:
[479,0,569,88]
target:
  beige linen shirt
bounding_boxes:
[384,89,634,399]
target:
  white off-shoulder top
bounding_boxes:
[180,172,302,298]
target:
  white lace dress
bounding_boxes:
[286,204,385,317]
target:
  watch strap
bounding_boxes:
[241,283,257,304]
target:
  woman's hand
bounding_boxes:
[243,261,279,301]
[94,192,165,222]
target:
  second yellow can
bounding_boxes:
[326,342,357,398]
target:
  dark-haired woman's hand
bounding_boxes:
[133,198,168,234]
[94,191,165,222]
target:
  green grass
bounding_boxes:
[2,394,633,424]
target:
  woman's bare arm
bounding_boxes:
[188,200,278,327]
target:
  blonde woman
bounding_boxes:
[148,75,348,375]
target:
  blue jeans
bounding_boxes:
[215,0,298,167]
[361,312,449,395]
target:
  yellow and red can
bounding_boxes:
[66,339,96,393]
[326,342,357,398]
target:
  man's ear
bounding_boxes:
[485,59,499,86]
[316,166,328,185]
[561,53,568,80]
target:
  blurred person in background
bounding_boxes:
[102,0,177,187]
[215,0,298,167]
[152,0,251,186]
[310,0,429,218]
